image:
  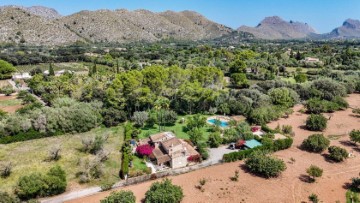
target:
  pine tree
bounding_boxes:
[49,63,55,76]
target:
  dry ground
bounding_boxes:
[68,94,360,203]
[0,126,123,194]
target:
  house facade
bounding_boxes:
[140,132,199,169]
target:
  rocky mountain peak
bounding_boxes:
[342,19,360,29]
[260,16,285,25]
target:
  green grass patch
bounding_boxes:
[0,125,124,194]
[280,77,296,84]
[138,115,212,141]
[132,156,148,171]
[0,99,22,107]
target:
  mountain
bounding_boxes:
[0,7,81,45]
[238,16,317,40]
[0,6,232,45]
[0,5,61,19]
[59,9,232,43]
[325,19,360,39]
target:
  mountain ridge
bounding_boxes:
[0,5,359,45]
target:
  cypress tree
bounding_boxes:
[116,60,120,73]
[49,63,55,76]
[92,62,97,74]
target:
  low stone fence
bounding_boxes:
[113,160,221,188]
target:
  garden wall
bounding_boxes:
[113,160,221,188]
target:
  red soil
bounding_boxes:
[68,94,360,203]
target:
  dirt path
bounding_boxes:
[66,94,360,203]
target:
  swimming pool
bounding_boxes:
[207,119,229,127]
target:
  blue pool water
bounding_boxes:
[208,119,229,127]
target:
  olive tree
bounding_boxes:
[350,130,360,144]
[301,134,330,153]
[145,179,183,203]
[100,191,135,203]
[268,87,299,107]
[132,111,149,127]
[328,146,348,162]
[245,150,286,178]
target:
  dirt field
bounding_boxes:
[68,94,360,203]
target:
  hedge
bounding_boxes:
[223,138,293,163]
[0,130,63,144]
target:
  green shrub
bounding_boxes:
[196,142,209,160]
[282,125,293,134]
[306,165,323,182]
[273,138,293,151]
[145,179,183,203]
[301,134,330,153]
[223,148,256,162]
[0,191,20,203]
[208,132,222,148]
[306,114,327,131]
[0,86,14,96]
[328,146,348,162]
[309,193,319,203]
[101,190,135,203]
[15,166,66,200]
[245,150,286,178]
[350,130,360,144]
[0,60,17,79]
[350,177,360,192]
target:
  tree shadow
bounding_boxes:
[349,114,360,118]
[239,164,250,174]
[352,147,360,153]
[339,140,356,147]
[182,126,189,132]
[299,174,313,183]
[321,153,336,163]
[141,126,157,131]
[343,182,352,190]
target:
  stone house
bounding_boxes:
[140,132,199,169]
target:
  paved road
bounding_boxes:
[41,187,102,203]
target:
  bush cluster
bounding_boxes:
[223,138,293,162]
[15,166,66,200]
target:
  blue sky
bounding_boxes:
[1,0,360,33]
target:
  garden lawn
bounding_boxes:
[131,156,148,171]
[138,115,212,141]
[0,126,124,194]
